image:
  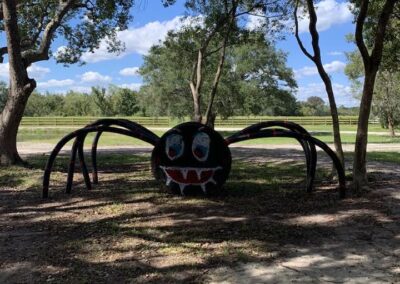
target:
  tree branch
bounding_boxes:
[293,0,314,61]
[22,0,76,64]
[355,0,370,67]
[370,0,398,67]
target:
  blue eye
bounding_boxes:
[166,134,184,160]
[192,132,210,162]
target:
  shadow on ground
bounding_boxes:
[0,148,399,283]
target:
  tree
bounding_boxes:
[0,0,135,165]
[346,48,400,137]
[293,0,345,167]
[163,0,288,126]
[350,0,399,191]
[300,96,329,116]
[24,92,65,116]
[63,91,95,116]
[110,86,140,116]
[139,29,297,120]
[373,71,400,136]
[92,87,115,117]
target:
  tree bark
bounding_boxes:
[294,0,345,167]
[353,0,397,192]
[204,3,237,127]
[353,72,377,189]
[0,88,32,165]
[388,114,395,137]
[189,50,204,123]
[0,0,36,165]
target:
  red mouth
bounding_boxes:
[159,166,222,194]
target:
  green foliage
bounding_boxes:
[24,92,66,116]
[299,96,329,116]
[92,87,116,116]
[110,86,140,116]
[63,91,97,116]
[23,86,140,117]
[10,0,136,65]
[139,29,298,118]
[373,71,400,130]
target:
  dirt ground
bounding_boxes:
[0,146,399,283]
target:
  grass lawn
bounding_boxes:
[17,126,400,147]
[1,149,399,282]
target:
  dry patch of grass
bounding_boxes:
[0,150,399,283]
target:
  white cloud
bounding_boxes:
[246,10,266,31]
[70,86,92,93]
[296,82,358,106]
[119,67,140,77]
[294,60,346,78]
[118,83,142,91]
[37,79,75,88]
[81,16,202,63]
[0,63,50,80]
[297,0,353,33]
[81,71,112,83]
[28,64,51,79]
[0,63,9,79]
[328,51,343,56]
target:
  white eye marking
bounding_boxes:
[192,132,210,162]
[165,134,184,160]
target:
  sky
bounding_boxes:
[0,0,359,107]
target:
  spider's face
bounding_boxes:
[151,122,231,195]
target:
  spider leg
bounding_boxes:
[65,133,91,193]
[42,125,155,198]
[226,128,345,198]
[66,137,79,194]
[226,121,317,193]
[91,131,102,184]
[66,118,159,187]
[76,134,92,190]
[87,119,159,185]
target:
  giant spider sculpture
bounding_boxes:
[42,119,346,198]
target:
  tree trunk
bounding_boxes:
[192,91,202,123]
[353,72,377,190]
[0,0,36,165]
[387,114,395,137]
[318,68,345,167]
[0,88,31,165]
[189,49,204,123]
[204,41,227,126]
[294,0,345,168]
[204,4,236,127]
[205,112,216,129]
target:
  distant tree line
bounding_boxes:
[21,86,140,117]
[0,82,357,117]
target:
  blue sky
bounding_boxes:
[1,0,359,107]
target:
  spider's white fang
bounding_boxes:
[178,183,186,195]
[182,168,189,179]
[195,168,202,180]
[159,166,222,191]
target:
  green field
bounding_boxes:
[17,125,400,147]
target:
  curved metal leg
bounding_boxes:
[43,125,156,198]
[226,121,318,193]
[226,128,346,198]
[91,131,103,184]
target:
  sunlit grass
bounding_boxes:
[17,127,400,146]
